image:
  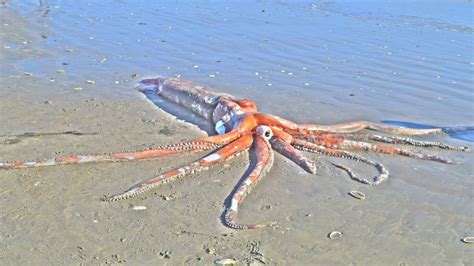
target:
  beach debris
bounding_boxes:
[108,254,126,264]
[159,250,172,259]
[85,80,95,84]
[349,190,366,200]
[261,204,272,211]
[73,87,83,91]
[214,258,237,265]
[65,48,74,52]
[328,231,342,240]
[131,205,147,210]
[41,34,48,39]
[266,83,272,86]
[208,74,216,78]
[461,237,474,244]
[160,195,173,201]
[23,72,33,76]
[56,69,64,73]
[205,247,216,255]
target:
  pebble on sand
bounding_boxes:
[214,258,237,265]
[461,237,474,244]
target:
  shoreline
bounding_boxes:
[1,2,473,265]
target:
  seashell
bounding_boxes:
[461,236,474,244]
[132,205,147,210]
[85,80,95,84]
[328,231,342,240]
[349,190,366,200]
[214,258,237,265]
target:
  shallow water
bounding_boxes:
[1,1,473,265]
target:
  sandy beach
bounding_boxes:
[1,1,473,265]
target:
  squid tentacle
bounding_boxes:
[340,140,456,164]
[296,121,444,135]
[294,132,468,151]
[270,136,317,174]
[103,133,253,202]
[0,141,221,169]
[291,138,389,186]
[0,131,242,170]
[292,134,464,163]
[367,135,470,151]
[224,126,275,230]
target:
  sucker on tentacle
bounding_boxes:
[1,77,471,230]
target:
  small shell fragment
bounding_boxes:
[328,231,342,240]
[462,237,474,244]
[23,72,33,76]
[85,80,95,84]
[132,205,147,211]
[349,190,366,200]
[214,258,237,265]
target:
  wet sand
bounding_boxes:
[1,1,473,265]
